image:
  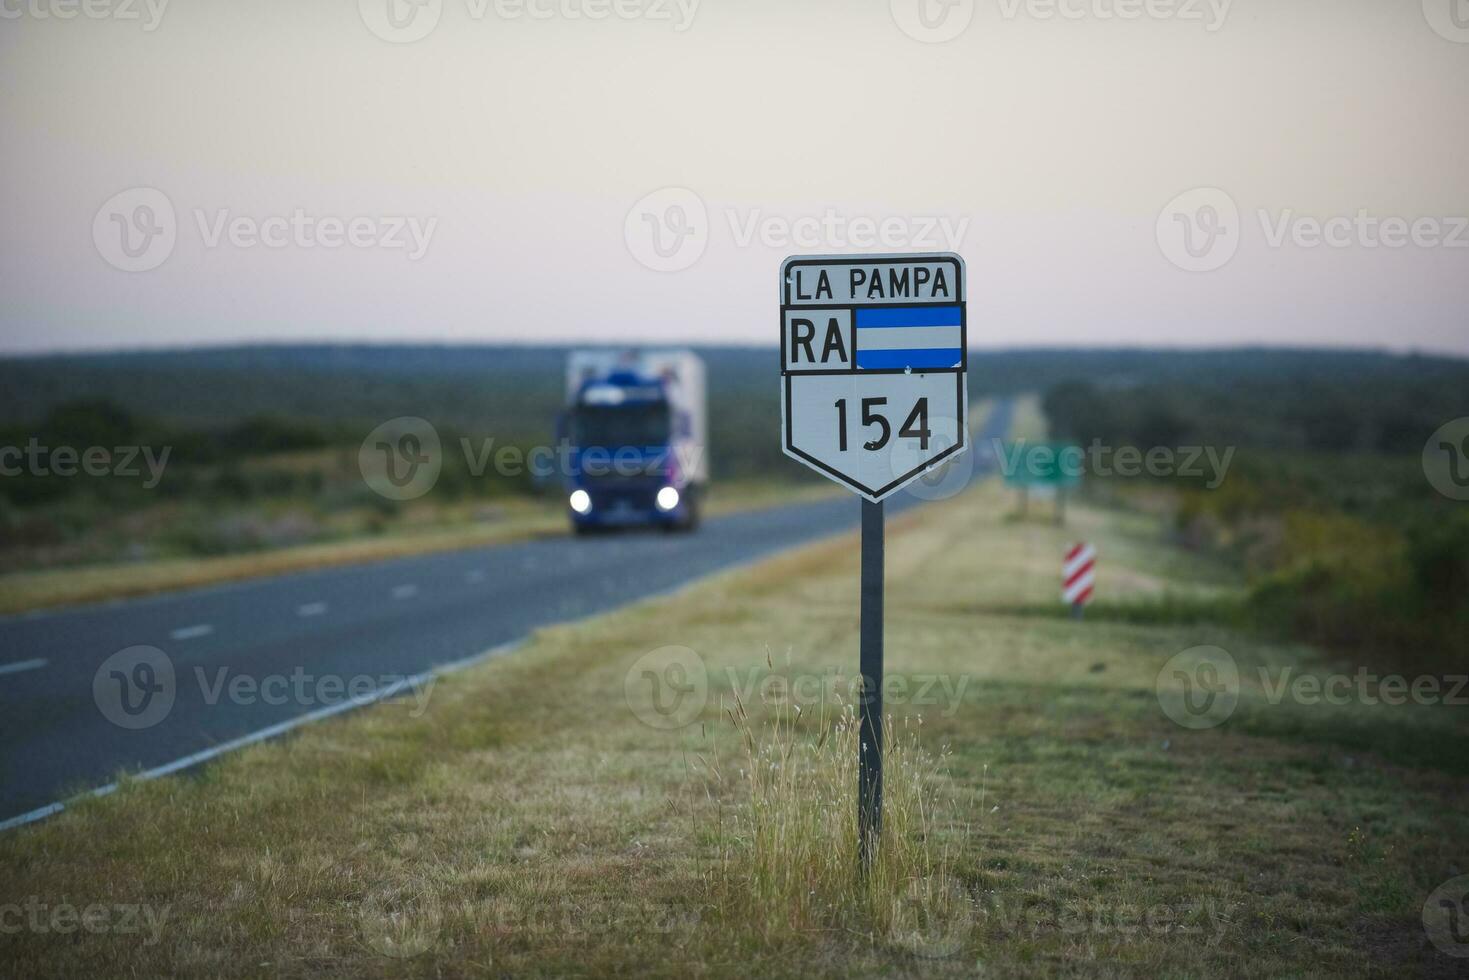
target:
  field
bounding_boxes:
[3,476,1465,977]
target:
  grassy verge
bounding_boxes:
[2,480,1465,977]
[0,479,838,616]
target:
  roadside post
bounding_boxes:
[1063,542,1096,619]
[779,252,968,871]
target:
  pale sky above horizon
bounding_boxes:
[2,0,1467,356]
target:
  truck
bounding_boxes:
[560,350,707,534]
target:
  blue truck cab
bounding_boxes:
[561,350,707,534]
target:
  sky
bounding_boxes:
[1,0,1467,355]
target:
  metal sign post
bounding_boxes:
[778,252,967,874]
[858,497,884,871]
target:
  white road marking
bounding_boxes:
[297,602,328,617]
[169,624,214,641]
[0,658,47,676]
[0,399,1017,837]
[0,638,526,834]
[391,584,418,599]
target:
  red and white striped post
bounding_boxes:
[1062,542,1096,619]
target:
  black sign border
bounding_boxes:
[779,253,968,501]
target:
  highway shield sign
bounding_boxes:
[779,253,968,501]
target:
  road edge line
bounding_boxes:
[0,638,525,835]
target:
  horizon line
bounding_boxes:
[4,338,1467,364]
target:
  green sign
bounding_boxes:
[1001,441,1083,489]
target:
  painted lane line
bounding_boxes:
[0,402,1022,835]
[297,602,328,617]
[391,584,418,599]
[0,451,1011,836]
[169,624,214,641]
[0,658,48,677]
[0,639,525,834]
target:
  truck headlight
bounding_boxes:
[568,489,592,514]
[655,486,680,511]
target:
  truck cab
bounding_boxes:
[562,351,706,534]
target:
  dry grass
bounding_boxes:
[0,479,837,615]
[697,654,964,950]
[0,505,565,615]
[1,478,1466,977]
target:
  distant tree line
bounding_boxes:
[1040,366,1469,673]
[1043,366,1469,457]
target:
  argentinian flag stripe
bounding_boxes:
[856,306,961,327]
[854,305,963,370]
[857,326,958,351]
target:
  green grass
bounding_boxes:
[1,480,1465,977]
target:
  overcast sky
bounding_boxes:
[1,0,1466,355]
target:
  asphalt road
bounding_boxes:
[0,399,1013,828]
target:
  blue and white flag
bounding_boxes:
[853,305,963,370]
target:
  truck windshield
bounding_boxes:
[572,402,671,449]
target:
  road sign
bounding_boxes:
[1063,542,1096,610]
[1003,441,1083,489]
[780,253,968,502]
[777,252,968,874]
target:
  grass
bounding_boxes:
[0,478,838,616]
[2,478,1466,977]
[700,658,963,952]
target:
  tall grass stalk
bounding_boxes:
[697,649,969,951]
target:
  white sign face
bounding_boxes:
[780,253,968,501]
